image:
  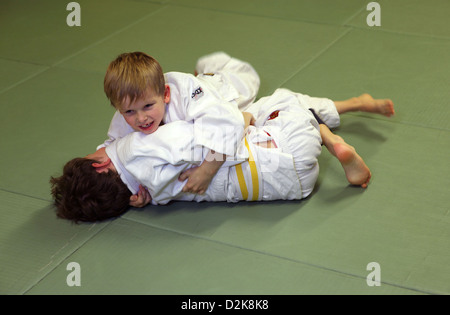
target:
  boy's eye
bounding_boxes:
[144,103,154,109]
[124,110,134,115]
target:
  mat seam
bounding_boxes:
[0,4,170,95]
[121,215,436,295]
[21,221,112,295]
[277,27,352,88]
[167,2,450,41]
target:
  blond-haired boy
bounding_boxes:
[100,51,260,206]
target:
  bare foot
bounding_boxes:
[335,94,395,117]
[333,142,372,188]
[357,93,395,117]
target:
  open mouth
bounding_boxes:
[139,122,153,131]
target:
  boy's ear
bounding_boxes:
[92,159,111,168]
[92,158,112,173]
[164,84,171,104]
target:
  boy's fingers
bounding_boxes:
[179,170,190,181]
[139,186,151,204]
[179,166,198,181]
[144,190,152,203]
[129,196,140,207]
[182,181,197,193]
[182,184,206,195]
[182,183,192,192]
[128,185,152,207]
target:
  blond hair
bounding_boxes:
[104,52,165,108]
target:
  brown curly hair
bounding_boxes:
[50,158,132,223]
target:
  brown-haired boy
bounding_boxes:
[51,88,394,223]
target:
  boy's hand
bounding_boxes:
[179,151,225,195]
[129,185,152,208]
[179,166,212,195]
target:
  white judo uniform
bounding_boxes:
[98,52,260,157]
[105,88,340,205]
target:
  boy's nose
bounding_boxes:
[137,111,148,123]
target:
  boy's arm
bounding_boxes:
[179,150,225,195]
[171,74,248,194]
[179,112,255,195]
[178,73,245,157]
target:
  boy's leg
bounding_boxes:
[334,94,395,117]
[319,124,371,188]
[195,52,260,111]
[298,92,395,130]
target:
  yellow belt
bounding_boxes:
[235,138,259,201]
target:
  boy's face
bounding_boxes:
[119,85,170,135]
